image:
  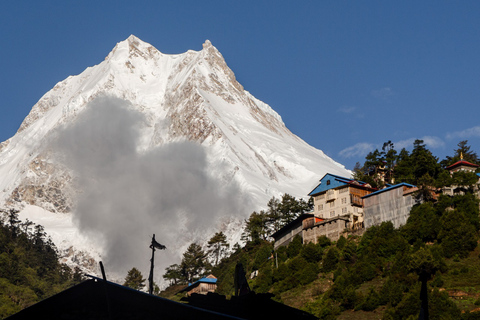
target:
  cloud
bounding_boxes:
[339,142,375,159]
[394,136,445,150]
[338,106,356,114]
[446,126,480,140]
[49,96,247,282]
[340,136,445,160]
[371,87,394,100]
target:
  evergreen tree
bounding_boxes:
[364,149,384,188]
[266,197,282,232]
[442,140,480,167]
[242,211,269,243]
[180,243,208,283]
[382,141,397,183]
[438,210,477,258]
[207,232,229,266]
[435,170,453,188]
[401,203,439,244]
[410,139,440,183]
[393,148,414,183]
[278,193,310,226]
[123,267,146,290]
[323,247,340,272]
[162,264,183,285]
[452,171,479,192]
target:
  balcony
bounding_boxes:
[326,190,336,201]
[350,194,363,207]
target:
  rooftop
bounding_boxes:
[362,182,416,199]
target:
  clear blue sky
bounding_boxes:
[1,1,479,170]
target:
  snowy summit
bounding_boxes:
[0,35,350,280]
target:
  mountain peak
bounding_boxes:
[202,39,213,49]
[0,35,351,281]
[127,34,140,42]
[107,35,158,62]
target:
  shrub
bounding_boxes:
[301,242,322,263]
[438,210,477,258]
[336,236,347,249]
[357,288,381,311]
[286,235,302,258]
[297,262,319,286]
[380,278,405,307]
[323,247,340,272]
[317,235,332,248]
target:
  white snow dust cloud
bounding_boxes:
[50,96,246,282]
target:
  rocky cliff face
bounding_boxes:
[0,35,350,278]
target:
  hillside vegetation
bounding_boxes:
[0,209,83,319]
[163,140,480,319]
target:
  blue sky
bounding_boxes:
[1,1,479,170]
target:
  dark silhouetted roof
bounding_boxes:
[6,278,243,320]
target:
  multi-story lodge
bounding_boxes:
[302,174,376,243]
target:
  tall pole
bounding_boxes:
[148,234,166,295]
[148,238,155,295]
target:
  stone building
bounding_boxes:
[302,216,350,243]
[270,214,314,250]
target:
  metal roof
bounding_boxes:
[362,182,416,199]
[179,276,218,293]
[308,173,353,196]
[308,173,372,196]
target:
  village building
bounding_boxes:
[302,173,376,243]
[270,213,314,250]
[445,157,479,174]
[443,156,480,197]
[362,182,417,229]
[302,215,350,243]
[179,274,217,296]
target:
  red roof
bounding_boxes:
[446,159,479,170]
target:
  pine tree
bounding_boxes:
[393,148,414,184]
[410,139,440,183]
[123,267,146,290]
[207,232,229,266]
[163,264,183,285]
[442,140,479,167]
[180,243,208,283]
[242,211,269,243]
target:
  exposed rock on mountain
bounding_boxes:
[0,35,350,279]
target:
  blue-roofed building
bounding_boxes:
[304,173,376,243]
[179,274,217,296]
[362,182,417,229]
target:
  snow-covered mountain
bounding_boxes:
[0,35,350,282]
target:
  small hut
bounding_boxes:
[179,274,217,296]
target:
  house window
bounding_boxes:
[326,180,330,185]
[330,201,335,208]
[341,197,347,204]
[342,207,347,214]
[318,204,323,211]
[330,210,335,217]
[340,187,348,194]
[317,194,325,200]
